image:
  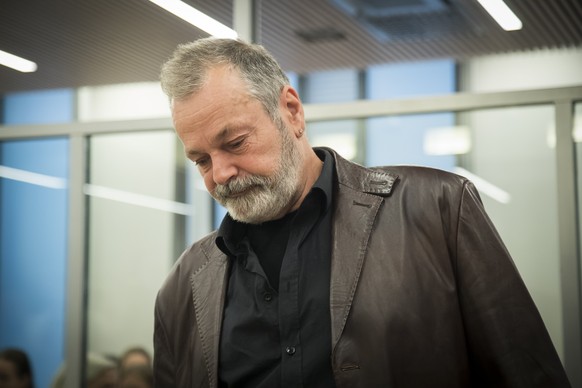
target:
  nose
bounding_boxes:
[211,154,238,186]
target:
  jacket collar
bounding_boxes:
[319,146,398,196]
[322,147,399,351]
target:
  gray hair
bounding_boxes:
[160,38,290,123]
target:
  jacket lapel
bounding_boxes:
[328,149,397,352]
[329,187,383,350]
[190,241,229,388]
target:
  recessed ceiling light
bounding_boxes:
[476,0,523,31]
[148,0,237,39]
[0,49,37,73]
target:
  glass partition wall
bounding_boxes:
[86,128,214,359]
[1,86,581,386]
[87,130,186,358]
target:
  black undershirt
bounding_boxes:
[216,149,336,388]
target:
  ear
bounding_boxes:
[280,85,305,136]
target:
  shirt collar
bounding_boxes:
[312,147,334,214]
[216,147,335,257]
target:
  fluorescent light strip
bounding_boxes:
[476,0,522,31]
[0,165,66,189]
[0,165,194,214]
[0,49,38,73]
[148,0,238,39]
[84,184,194,216]
[453,167,511,204]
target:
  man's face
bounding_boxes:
[172,66,303,224]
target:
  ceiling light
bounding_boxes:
[0,49,37,73]
[476,0,522,31]
[148,0,237,39]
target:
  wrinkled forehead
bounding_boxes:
[171,64,250,106]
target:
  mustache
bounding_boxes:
[213,174,271,199]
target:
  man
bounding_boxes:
[154,37,570,387]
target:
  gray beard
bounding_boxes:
[212,125,301,224]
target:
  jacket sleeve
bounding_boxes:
[455,180,571,387]
[153,294,176,388]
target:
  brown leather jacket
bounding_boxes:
[154,148,570,387]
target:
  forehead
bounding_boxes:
[171,67,265,133]
[199,65,248,99]
[173,66,252,112]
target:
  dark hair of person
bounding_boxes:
[120,346,152,367]
[119,365,153,387]
[0,348,34,388]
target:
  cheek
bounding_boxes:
[203,172,216,192]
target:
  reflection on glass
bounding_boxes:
[461,107,561,361]
[366,113,457,170]
[575,102,582,143]
[308,120,361,163]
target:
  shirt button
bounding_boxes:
[285,346,296,356]
[264,293,273,302]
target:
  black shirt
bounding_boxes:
[216,149,336,388]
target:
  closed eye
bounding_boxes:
[194,157,210,167]
[227,136,246,151]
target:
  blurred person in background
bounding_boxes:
[0,348,34,388]
[118,365,153,388]
[51,352,117,388]
[119,347,152,371]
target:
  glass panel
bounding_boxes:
[3,89,75,125]
[366,112,457,170]
[0,138,69,388]
[367,59,456,99]
[302,69,360,103]
[303,70,363,167]
[308,120,361,162]
[575,101,582,328]
[460,105,563,358]
[86,130,211,371]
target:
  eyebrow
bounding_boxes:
[186,126,243,157]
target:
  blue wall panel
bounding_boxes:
[3,89,74,125]
[1,89,72,388]
[0,139,69,388]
